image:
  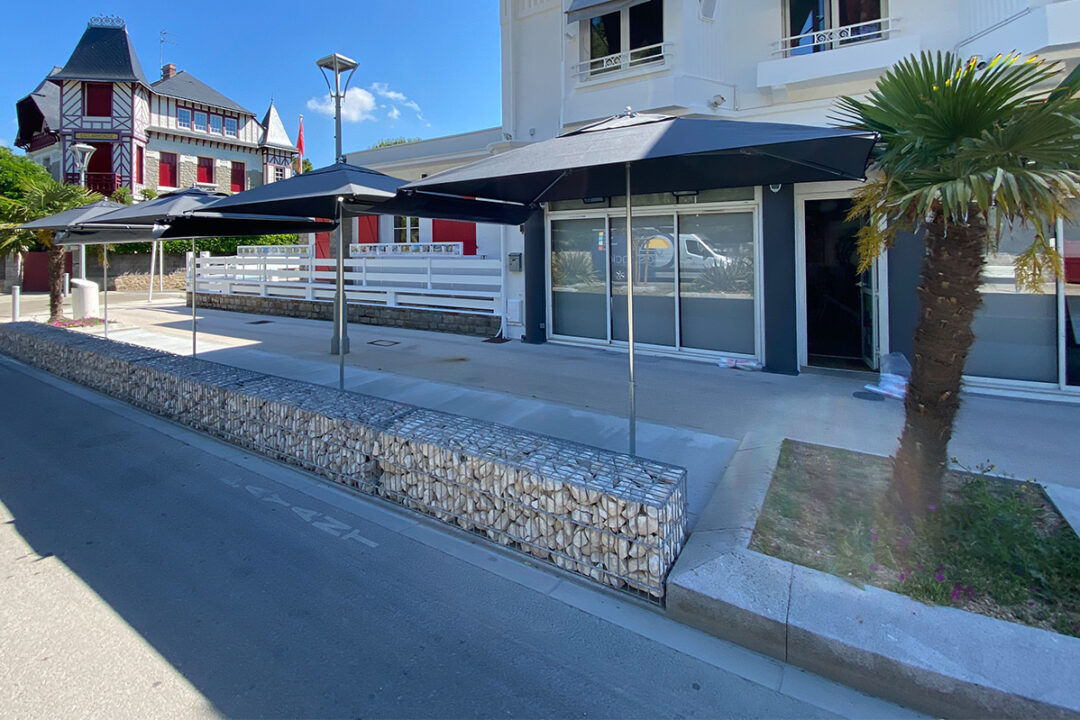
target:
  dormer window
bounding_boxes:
[571,0,665,79]
[193,111,208,132]
[84,83,113,117]
[177,108,192,129]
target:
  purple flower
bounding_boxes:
[898,572,906,581]
[870,563,880,572]
[927,504,937,511]
[935,572,946,582]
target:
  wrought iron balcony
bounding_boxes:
[774,17,897,57]
[66,172,122,197]
[572,42,672,80]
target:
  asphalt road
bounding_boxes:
[0,355,913,719]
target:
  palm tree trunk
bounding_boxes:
[47,242,65,322]
[890,209,986,524]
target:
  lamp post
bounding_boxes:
[71,142,96,280]
[316,53,358,391]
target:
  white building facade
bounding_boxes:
[347,0,1080,397]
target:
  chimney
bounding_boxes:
[161,63,176,80]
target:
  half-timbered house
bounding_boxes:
[14,15,297,199]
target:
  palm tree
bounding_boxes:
[836,52,1080,524]
[0,178,100,321]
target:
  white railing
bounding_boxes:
[237,244,311,257]
[349,242,463,257]
[572,42,672,79]
[774,17,897,56]
[190,254,503,316]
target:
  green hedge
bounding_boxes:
[108,234,301,257]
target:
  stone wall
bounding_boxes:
[0,323,687,598]
[190,293,502,338]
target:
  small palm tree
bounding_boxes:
[836,52,1080,523]
[0,178,100,321]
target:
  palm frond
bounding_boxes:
[836,50,1080,288]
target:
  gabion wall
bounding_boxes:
[0,324,687,598]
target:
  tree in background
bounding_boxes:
[0,177,100,321]
[837,52,1080,523]
[369,137,421,150]
[0,148,52,283]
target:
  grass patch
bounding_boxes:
[750,439,1080,637]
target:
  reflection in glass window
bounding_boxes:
[678,212,756,354]
[966,219,1057,383]
[1064,203,1080,386]
[177,108,192,129]
[193,111,208,132]
[551,218,607,340]
[611,215,676,347]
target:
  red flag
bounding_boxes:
[296,115,305,172]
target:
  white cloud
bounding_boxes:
[387,106,401,120]
[371,82,424,120]
[306,87,377,123]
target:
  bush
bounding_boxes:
[693,258,753,293]
[108,234,301,257]
[552,251,600,287]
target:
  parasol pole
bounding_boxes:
[625,161,636,455]
[103,244,109,340]
[191,238,197,357]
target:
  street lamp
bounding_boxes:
[71,142,96,280]
[316,53,358,370]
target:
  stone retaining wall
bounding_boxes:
[0,323,686,598]
[190,293,502,338]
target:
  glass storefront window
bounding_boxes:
[611,215,676,347]
[551,218,608,339]
[1064,205,1080,386]
[678,212,756,354]
[967,219,1057,383]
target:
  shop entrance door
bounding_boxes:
[804,197,877,370]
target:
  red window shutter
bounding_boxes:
[85,83,113,117]
[197,157,214,184]
[432,219,477,255]
[135,146,144,184]
[356,216,379,243]
[230,162,245,193]
[314,232,331,259]
[159,152,177,187]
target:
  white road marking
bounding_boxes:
[224,477,378,548]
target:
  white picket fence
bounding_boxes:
[191,254,503,316]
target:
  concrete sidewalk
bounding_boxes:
[8,291,1080,716]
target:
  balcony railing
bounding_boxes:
[350,242,463,257]
[572,42,672,80]
[773,17,897,56]
[66,172,122,196]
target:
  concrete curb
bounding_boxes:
[666,441,1080,719]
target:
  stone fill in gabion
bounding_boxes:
[0,323,688,598]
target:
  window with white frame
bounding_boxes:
[193,111,208,132]
[784,0,884,56]
[209,114,222,134]
[177,107,192,129]
[273,165,286,182]
[224,117,238,137]
[393,216,420,243]
[583,0,663,76]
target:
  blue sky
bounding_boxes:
[1,0,502,167]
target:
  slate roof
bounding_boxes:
[258,102,296,151]
[51,24,149,85]
[15,74,61,148]
[151,71,252,115]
